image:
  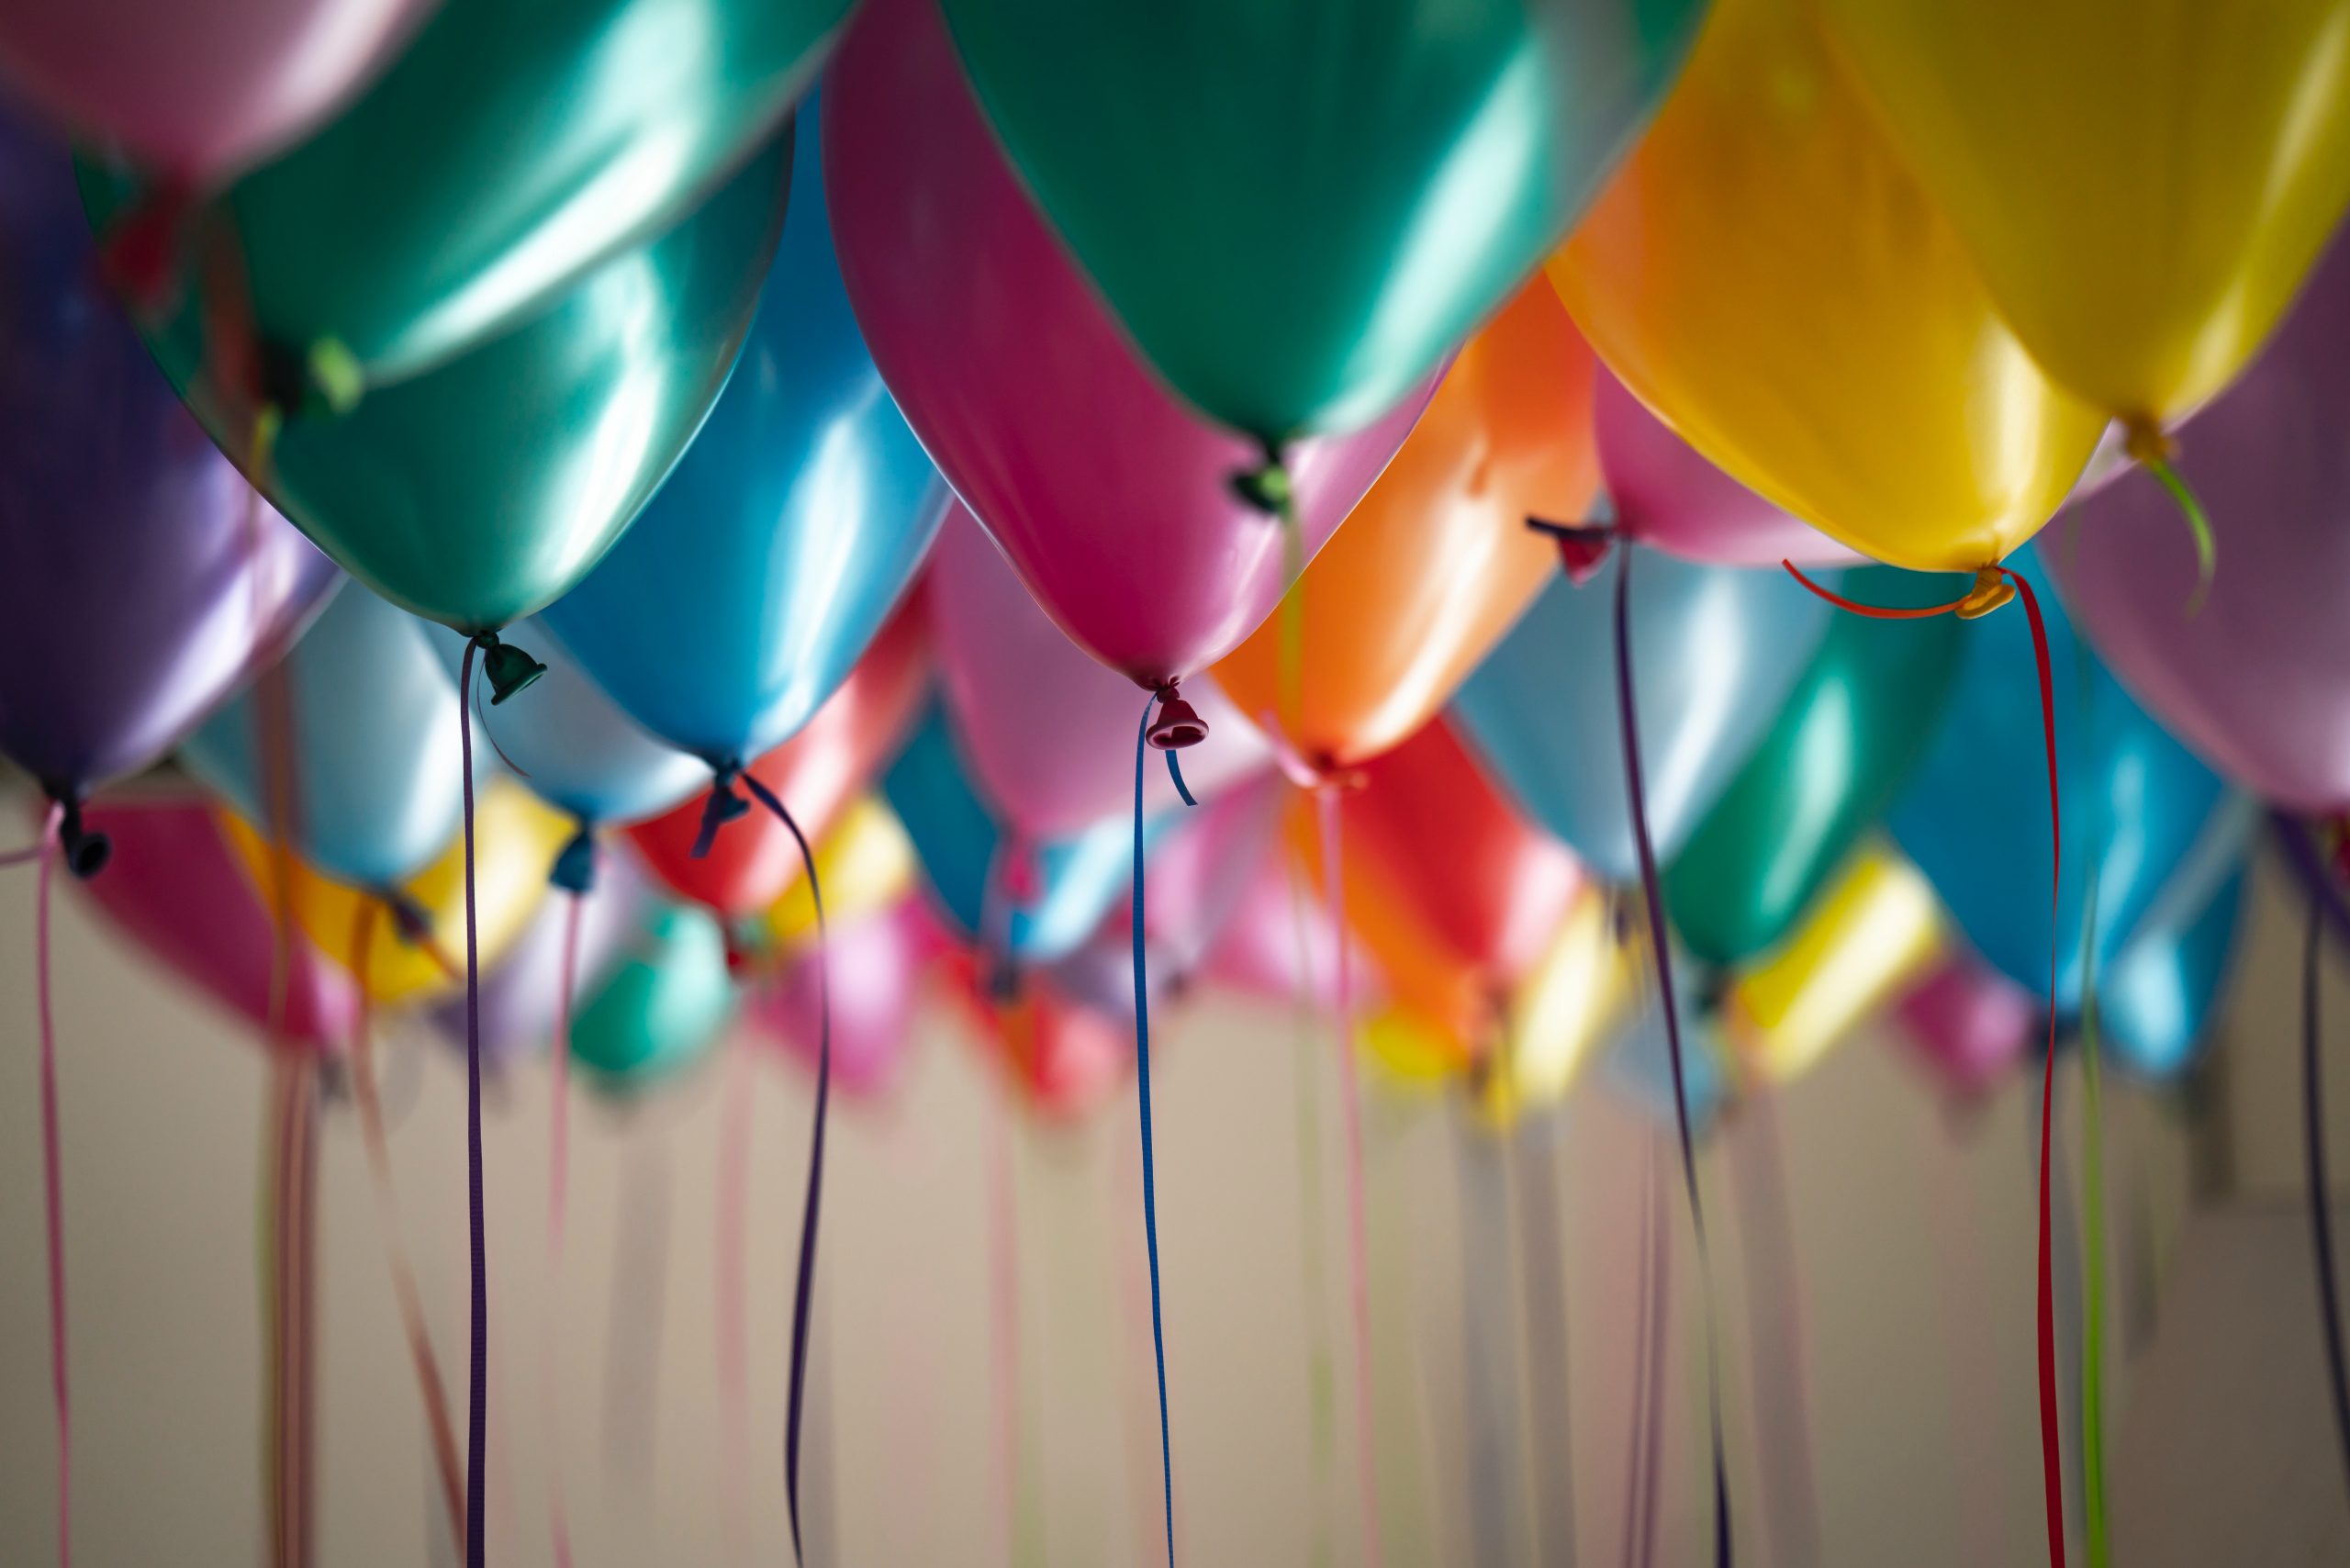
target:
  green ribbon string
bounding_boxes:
[2141,454,2216,618]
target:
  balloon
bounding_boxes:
[83,0,848,391]
[933,0,1707,443]
[1452,552,1828,879]
[182,585,469,890]
[0,110,336,804]
[822,0,1429,689]
[543,106,943,767]
[1476,888,1634,1126]
[93,129,792,640]
[428,615,704,833]
[2044,233,2350,814]
[754,899,945,1100]
[1603,953,1730,1132]
[428,856,657,1071]
[883,702,1169,967]
[1214,281,1598,768]
[73,792,355,1052]
[0,0,424,181]
[1887,548,2243,1011]
[626,601,929,919]
[944,962,1132,1120]
[219,782,569,1005]
[1661,568,1963,967]
[1895,956,2039,1100]
[928,507,1270,840]
[1593,369,1850,567]
[1194,802,1375,1013]
[2097,861,2248,1081]
[1817,0,2350,429]
[1296,718,1583,1054]
[1548,0,2103,572]
[1359,1006,1471,1093]
[1724,845,1942,1085]
[763,797,917,955]
[569,905,735,1092]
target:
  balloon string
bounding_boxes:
[1617,1144,1651,1568]
[1612,545,1732,1568]
[32,801,69,1568]
[1163,745,1197,808]
[737,770,831,1567]
[268,1054,320,1568]
[1130,689,1178,1567]
[545,891,583,1568]
[2130,444,2215,617]
[1638,1144,1672,1568]
[458,638,488,1568]
[1314,786,1382,1568]
[2305,885,2350,1509]
[1286,859,1337,1568]
[349,900,469,1554]
[715,1042,755,1549]
[0,836,47,866]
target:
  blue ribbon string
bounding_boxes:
[1134,689,1176,1565]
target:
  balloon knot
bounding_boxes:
[1527,516,1616,586]
[1000,838,1042,904]
[1228,441,1294,516]
[382,889,434,946]
[2325,814,2350,885]
[470,630,546,705]
[550,825,599,894]
[689,767,751,860]
[94,173,197,319]
[1955,564,2018,620]
[51,794,108,880]
[2121,417,2177,469]
[1147,681,1207,750]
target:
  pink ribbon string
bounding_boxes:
[33,800,70,1567]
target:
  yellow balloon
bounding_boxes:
[1360,1006,1468,1094]
[763,797,915,955]
[1818,0,2350,428]
[1726,844,1942,1084]
[220,782,569,1006]
[1474,888,1632,1128]
[1548,0,2105,572]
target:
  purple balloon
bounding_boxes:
[2048,232,2350,813]
[0,110,335,801]
[430,852,653,1071]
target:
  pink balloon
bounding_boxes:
[2046,234,2350,814]
[929,506,1271,841]
[752,900,946,1102]
[1595,369,1852,567]
[822,0,1431,689]
[0,0,427,182]
[1894,956,2037,1099]
[73,791,355,1053]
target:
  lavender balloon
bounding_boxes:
[2048,232,2350,813]
[430,855,653,1071]
[0,107,334,866]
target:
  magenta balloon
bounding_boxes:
[822,0,1430,689]
[929,506,1271,841]
[73,793,356,1053]
[1894,956,2036,1099]
[2047,237,2350,814]
[0,0,426,181]
[1595,370,1852,567]
[753,900,945,1101]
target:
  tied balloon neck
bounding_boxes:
[689,765,753,861]
[382,888,435,947]
[550,826,599,895]
[243,335,365,423]
[2322,814,2350,886]
[48,790,109,880]
[983,952,1025,1006]
[1147,680,1207,751]
[95,173,198,320]
[1228,440,1295,519]
[1954,564,2016,620]
[1527,514,1617,587]
[470,630,546,706]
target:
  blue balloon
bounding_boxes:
[181,584,473,889]
[2091,793,2255,1080]
[1451,552,1830,881]
[1603,952,1730,1134]
[1889,547,2234,1013]
[542,99,944,769]
[427,615,706,830]
[881,703,1171,965]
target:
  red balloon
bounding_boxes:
[626,600,929,918]
[941,954,1130,1121]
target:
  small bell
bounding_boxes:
[550,826,599,894]
[473,631,547,704]
[55,799,108,880]
[1227,442,1293,516]
[688,771,752,860]
[1954,565,2016,621]
[1527,516,1615,587]
[382,889,434,946]
[1147,687,1208,750]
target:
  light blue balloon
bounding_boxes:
[1603,950,1729,1134]
[181,583,472,889]
[427,615,706,829]
[1889,547,2232,1013]
[881,703,1171,965]
[1451,552,1830,881]
[2090,792,2254,1081]
[542,99,945,769]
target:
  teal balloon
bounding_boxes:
[427,616,705,829]
[881,703,1169,965]
[94,0,847,389]
[86,129,791,634]
[1661,567,1964,968]
[1451,551,1829,882]
[180,583,470,889]
[1889,547,2238,1013]
[2095,856,2249,1081]
[935,0,1708,440]
[570,904,736,1090]
[543,105,944,766]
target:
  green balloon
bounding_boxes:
[572,905,737,1089]
[128,0,844,390]
[934,0,1707,442]
[94,129,790,634]
[1661,567,1963,969]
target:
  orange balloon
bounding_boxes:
[1214,280,1597,770]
